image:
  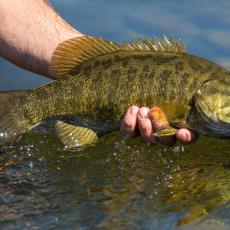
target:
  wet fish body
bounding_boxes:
[0,35,230,148]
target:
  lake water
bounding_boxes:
[0,0,230,229]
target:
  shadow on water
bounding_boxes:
[0,132,230,229]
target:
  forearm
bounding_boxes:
[0,0,83,77]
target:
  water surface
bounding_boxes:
[0,0,230,229]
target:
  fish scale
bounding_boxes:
[22,51,224,125]
[0,35,229,149]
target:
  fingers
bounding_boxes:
[120,106,139,137]
[176,128,197,144]
[120,106,155,143]
[120,106,197,146]
[137,107,155,143]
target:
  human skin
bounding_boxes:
[0,0,196,145]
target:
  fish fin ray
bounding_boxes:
[0,91,29,150]
[124,34,186,53]
[49,36,121,79]
[54,120,98,149]
[49,35,186,79]
[150,104,191,137]
[153,125,177,137]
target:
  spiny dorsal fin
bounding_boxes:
[123,35,186,53]
[49,35,186,79]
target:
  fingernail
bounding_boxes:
[139,108,149,118]
[130,106,139,116]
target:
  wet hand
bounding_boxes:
[120,106,197,146]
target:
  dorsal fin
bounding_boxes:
[49,35,186,79]
[49,36,120,79]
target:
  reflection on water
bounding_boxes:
[1,0,230,229]
[0,133,230,229]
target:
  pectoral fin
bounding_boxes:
[159,104,191,122]
[54,121,98,149]
[149,104,191,137]
[153,125,178,137]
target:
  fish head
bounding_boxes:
[194,77,230,137]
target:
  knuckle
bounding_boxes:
[122,120,134,131]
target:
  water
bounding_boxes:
[0,0,230,229]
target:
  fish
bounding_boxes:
[0,35,230,149]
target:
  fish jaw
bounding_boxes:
[194,77,230,138]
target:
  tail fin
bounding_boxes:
[0,91,28,151]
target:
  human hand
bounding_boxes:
[120,106,197,146]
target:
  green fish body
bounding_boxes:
[0,35,230,149]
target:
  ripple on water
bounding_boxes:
[0,132,230,229]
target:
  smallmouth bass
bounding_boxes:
[0,35,230,149]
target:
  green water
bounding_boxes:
[0,132,230,229]
[1,0,230,229]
